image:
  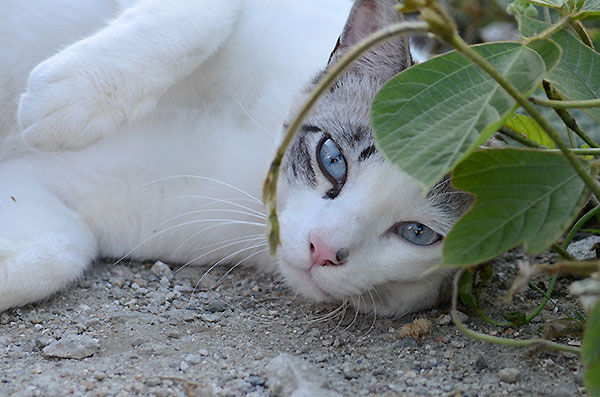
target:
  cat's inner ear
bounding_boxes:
[337,0,380,51]
[328,0,412,80]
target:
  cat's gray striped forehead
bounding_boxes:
[283,73,385,188]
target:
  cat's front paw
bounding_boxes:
[18,45,152,151]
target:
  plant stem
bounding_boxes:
[262,21,430,253]
[580,228,600,235]
[446,33,600,202]
[551,243,573,260]
[531,15,571,40]
[525,274,557,322]
[498,126,546,148]
[529,97,600,109]
[451,269,582,354]
[562,204,600,250]
[547,149,600,155]
[543,6,551,24]
[542,81,598,148]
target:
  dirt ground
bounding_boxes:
[0,248,588,396]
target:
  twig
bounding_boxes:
[542,81,598,148]
[529,97,600,110]
[451,269,582,354]
[498,126,546,148]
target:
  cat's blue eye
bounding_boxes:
[393,222,442,246]
[317,137,347,185]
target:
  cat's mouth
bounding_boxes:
[278,259,336,302]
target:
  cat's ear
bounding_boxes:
[328,0,412,81]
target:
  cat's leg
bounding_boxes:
[18,0,242,151]
[0,180,98,312]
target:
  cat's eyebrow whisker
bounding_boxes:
[170,235,265,277]
[130,174,264,204]
[431,191,471,198]
[236,100,276,139]
[430,177,452,190]
[113,219,265,266]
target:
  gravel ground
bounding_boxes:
[0,249,588,396]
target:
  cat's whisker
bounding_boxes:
[173,222,265,259]
[113,218,266,266]
[170,235,265,277]
[210,248,268,289]
[365,289,377,335]
[303,302,347,324]
[157,209,266,232]
[235,100,276,139]
[130,174,264,204]
[342,295,361,332]
[319,303,348,324]
[192,243,268,293]
[155,195,267,222]
[178,233,265,258]
[332,299,350,332]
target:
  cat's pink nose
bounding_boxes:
[309,233,347,267]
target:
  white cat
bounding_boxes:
[0,0,470,316]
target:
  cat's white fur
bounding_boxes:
[1,0,460,316]
[0,0,354,311]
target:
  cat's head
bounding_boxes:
[276,0,472,316]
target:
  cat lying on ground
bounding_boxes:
[0,0,470,316]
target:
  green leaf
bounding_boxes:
[582,0,600,15]
[372,41,561,188]
[515,12,551,38]
[529,0,568,7]
[459,269,480,309]
[504,114,556,147]
[583,302,600,395]
[503,310,527,325]
[442,148,590,266]
[546,30,600,122]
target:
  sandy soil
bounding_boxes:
[0,249,587,396]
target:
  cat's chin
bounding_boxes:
[276,260,336,303]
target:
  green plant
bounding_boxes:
[263,0,600,393]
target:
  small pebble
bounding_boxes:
[179,361,189,371]
[42,334,100,360]
[145,377,161,387]
[247,376,266,387]
[205,298,227,313]
[266,353,340,397]
[151,261,173,278]
[474,356,487,372]
[35,336,55,349]
[394,338,417,349]
[342,363,360,380]
[498,368,520,383]
[436,314,452,326]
